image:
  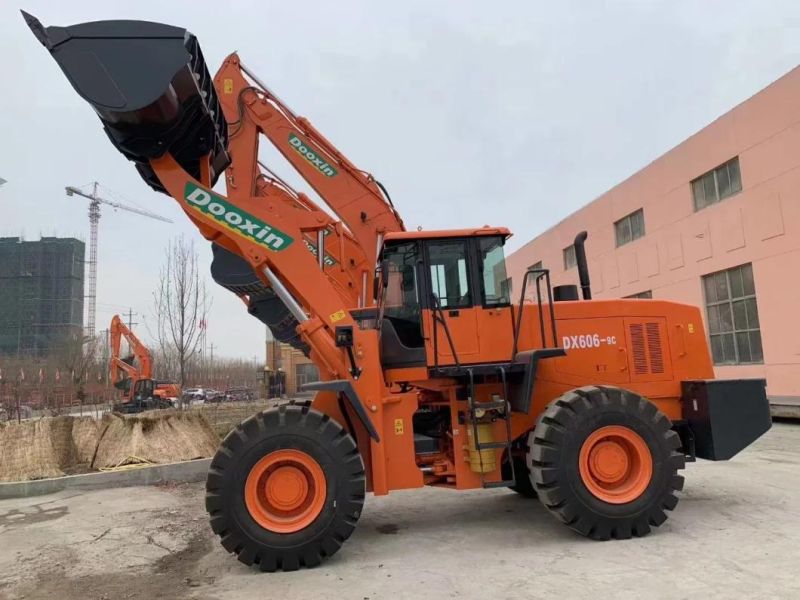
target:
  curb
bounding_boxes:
[0,458,211,499]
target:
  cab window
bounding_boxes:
[478,236,510,306]
[427,240,471,308]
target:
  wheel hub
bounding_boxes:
[579,425,653,504]
[244,449,327,533]
[589,441,630,483]
[265,466,308,510]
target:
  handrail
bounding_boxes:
[431,294,461,371]
[512,268,558,360]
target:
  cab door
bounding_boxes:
[422,239,480,365]
[473,235,515,362]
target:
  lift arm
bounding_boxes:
[215,53,405,268]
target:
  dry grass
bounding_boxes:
[0,411,220,481]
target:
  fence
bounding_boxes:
[0,380,115,422]
[0,380,302,440]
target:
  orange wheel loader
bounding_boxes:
[25,13,773,572]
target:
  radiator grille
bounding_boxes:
[628,322,664,375]
[646,322,664,374]
[629,324,648,374]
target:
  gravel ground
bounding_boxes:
[0,422,798,600]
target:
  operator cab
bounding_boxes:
[376,227,514,371]
[132,378,156,401]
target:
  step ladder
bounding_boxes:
[466,366,516,489]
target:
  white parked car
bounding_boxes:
[182,388,207,405]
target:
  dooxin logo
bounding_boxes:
[288,134,338,177]
[184,183,293,252]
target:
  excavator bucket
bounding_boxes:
[22,11,230,194]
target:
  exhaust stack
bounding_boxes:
[573,231,591,300]
[22,11,230,194]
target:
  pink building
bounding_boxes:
[507,66,800,410]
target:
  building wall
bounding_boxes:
[507,66,800,400]
[0,237,85,356]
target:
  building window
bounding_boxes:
[625,290,652,299]
[295,363,319,387]
[702,263,762,365]
[615,209,645,247]
[692,157,742,211]
[563,245,576,270]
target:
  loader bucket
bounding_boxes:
[22,11,230,194]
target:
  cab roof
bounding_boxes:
[383,226,511,243]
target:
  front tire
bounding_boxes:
[528,386,684,540]
[205,404,365,571]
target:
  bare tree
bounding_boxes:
[152,236,210,397]
[54,331,99,403]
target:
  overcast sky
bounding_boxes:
[2,1,799,360]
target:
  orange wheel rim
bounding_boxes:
[244,449,327,533]
[579,425,652,504]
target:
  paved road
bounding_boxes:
[0,423,798,600]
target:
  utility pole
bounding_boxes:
[102,328,110,387]
[209,342,215,387]
[125,308,138,331]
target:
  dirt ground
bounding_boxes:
[0,423,798,600]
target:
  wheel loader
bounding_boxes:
[24,12,772,572]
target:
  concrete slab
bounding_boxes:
[0,424,798,600]
[770,396,800,419]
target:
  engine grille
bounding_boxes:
[629,322,664,375]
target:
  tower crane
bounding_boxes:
[65,182,173,335]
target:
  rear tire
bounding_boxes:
[205,404,365,571]
[528,386,684,540]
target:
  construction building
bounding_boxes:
[0,237,85,356]
[507,66,800,409]
[265,332,319,396]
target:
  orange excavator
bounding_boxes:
[109,314,180,413]
[27,13,772,572]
